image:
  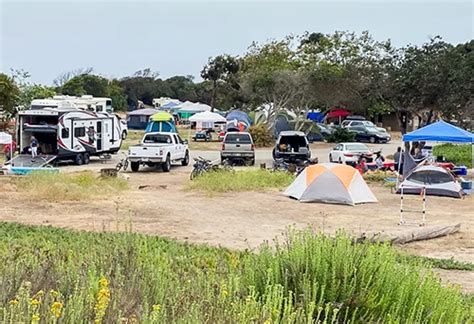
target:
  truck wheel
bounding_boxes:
[83,153,90,165]
[130,161,139,172]
[162,154,171,172]
[122,131,127,140]
[75,154,84,166]
[181,151,189,166]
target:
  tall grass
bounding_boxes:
[433,143,473,168]
[188,169,295,193]
[0,223,470,323]
[13,171,128,202]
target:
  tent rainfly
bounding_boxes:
[397,164,465,198]
[284,163,377,205]
[403,120,474,143]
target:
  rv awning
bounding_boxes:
[403,120,474,143]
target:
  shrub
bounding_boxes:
[433,143,472,168]
[248,124,274,147]
[0,223,470,322]
[326,127,356,143]
[188,169,295,193]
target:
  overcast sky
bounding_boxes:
[1,0,472,85]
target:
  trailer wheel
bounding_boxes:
[130,161,139,172]
[83,153,90,165]
[162,154,171,172]
[75,154,84,166]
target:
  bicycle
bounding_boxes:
[115,154,129,172]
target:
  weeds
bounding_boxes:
[187,169,295,193]
[0,223,470,322]
[13,171,128,202]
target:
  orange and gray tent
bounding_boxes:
[284,163,377,205]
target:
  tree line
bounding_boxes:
[1,31,472,132]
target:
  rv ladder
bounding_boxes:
[399,186,426,226]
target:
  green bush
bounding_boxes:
[248,124,274,147]
[188,169,295,193]
[433,144,472,168]
[326,127,356,143]
[0,223,470,322]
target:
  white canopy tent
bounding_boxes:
[189,111,226,129]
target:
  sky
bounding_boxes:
[1,0,472,85]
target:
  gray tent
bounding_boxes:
[397,164,464,198]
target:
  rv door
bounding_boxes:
[99,119,113,151]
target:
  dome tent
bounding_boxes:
[226,110,252,131]
[396,164,465,198]
[284,163,377,205]
[146,112,176,133]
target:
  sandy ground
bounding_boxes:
[0,165,473,293]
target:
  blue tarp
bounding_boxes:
[307,112,325,122]
[403,120,474,143]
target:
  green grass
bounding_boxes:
[188,169,295,193]
[403,255,474,271]
[13,171,128,202]
[0,223,471,323]
[433,144,473,168]
[121,130,145,151]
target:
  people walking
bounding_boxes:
[30,136,38,160]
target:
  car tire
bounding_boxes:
[162,154,171,172]
[338,157,343,164]
[75,154,84,166]
[181,151,189,166]
[329,154,333,163]
[122,131,127,140]
[369,136,376,143]
[130,161,139,172]
[248,159,255,166]
[83,152,90,165]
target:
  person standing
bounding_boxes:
[30,136,38,160]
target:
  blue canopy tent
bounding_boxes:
[307,112,325,123]
[402,120,474,143]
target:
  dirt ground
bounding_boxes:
[0,169,473,293]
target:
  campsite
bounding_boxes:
[1,2,474,322]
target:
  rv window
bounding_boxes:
[74,127,86,137]
[62,128,70,138]
[96,105,103,112]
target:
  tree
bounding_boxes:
[53,67,93,88]
[201,55,239,111]
[61,74,109,97]
[0,73,20,120]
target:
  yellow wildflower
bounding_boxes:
[264,320,271,324]
[31,298,41,306]
[51,301,63,319]
[31,313,40,323]
[99,277,109,287]
[35,290,45,298]
[94,277,111,324]
[8,299,18,305]
[152,304,161,312]
[50,289,59,298]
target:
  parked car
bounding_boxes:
[221,132,255,165]
[347,125,391,143]
[307,123,333,142]
[341,119,388,134]
[192,131,212,142]
[128,132,189,172]
[329,142,373,164]
[273,131,311,162]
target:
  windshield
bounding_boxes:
[366,126,379,133]
[346,144,369,151]
[143,134,172,144]
[225,133,252,143]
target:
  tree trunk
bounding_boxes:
[210,80,217,112]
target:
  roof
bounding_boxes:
[279,131,306,136]
[189,111,226,122]
[403,120,474,143]
[127,108,159,116]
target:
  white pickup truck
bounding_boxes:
[128,132,189,172]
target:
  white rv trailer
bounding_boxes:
[16,107,122,165]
